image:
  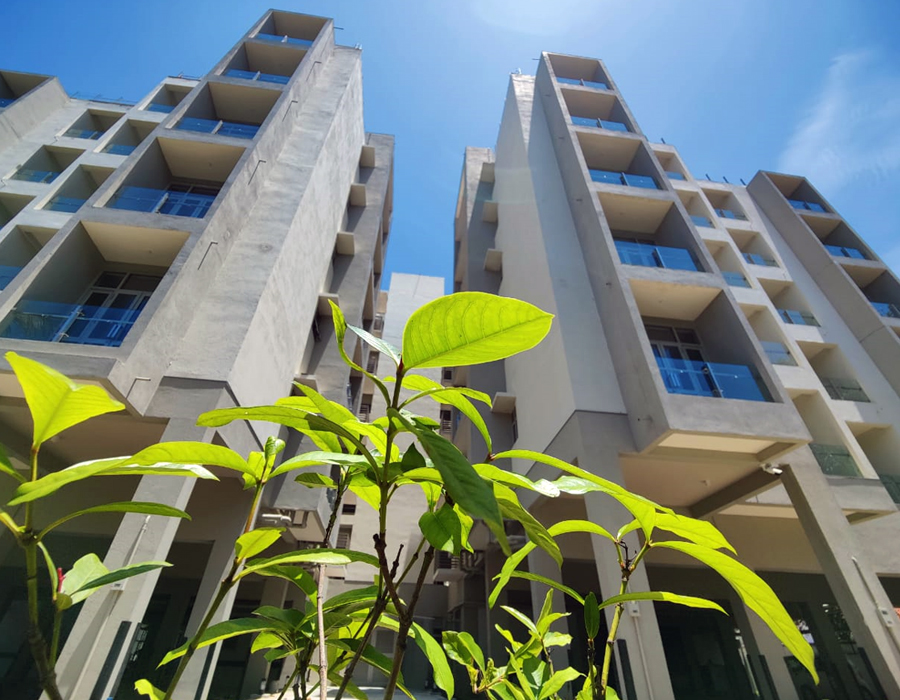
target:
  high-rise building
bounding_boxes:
[451,53,900,700]
[0,10,394,699]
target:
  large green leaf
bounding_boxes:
[58,554,170,609]
[6,351,125,447]
[400,292,554,369]
[328,299,367,374]
[238,548,379,579]
[253,565,318,600]
[323,585,379,612]
[134,679,165,699]
[538,668,582,700]
[419,504,473,555]
[41,501,190,535]
[442,630,484,670]
[509,571,584,606]
[234,528,284,560]
[414,428,509,555]
[349,323,401,366]
[598,591,725,614]
[496,485,561,565]
[653,512,736,554]
[412,622,455,700]
[197,405,344,453]
[131,442,255,478]
[272,451,369,479]
[584,592,600,639]
[159,618,272,665]
[0,442,24,484]
[654,541,818,683]
[398,374,492,407]
[474,463,560,497]
[280,383,357,427]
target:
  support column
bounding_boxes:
[239,577,288,698]
[526,546,571,670]
[782,450,900,697]
[730,594,799,700]
[53,418,215,700]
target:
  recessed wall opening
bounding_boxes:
[654,151,687,180]
[0,70,49,107]
[677,191,715,228]
[297,313,329,378]
[763,283,820,327]
[816,221,871,261]
[578,133,659,189]
[768,173,830,213]
[0,193,34,227]
[859,271,900,320]
[852,425,900,480]
[564,90,633,133]
[63,110,121,141]
[103,120,156,156]
[547,54,611,89]
[707,242,751,288]
[0,226,56,290]
[223,42,305,85]
[176,83,279,140]
[43,165,114,213]
[0,223,178,347]
[144,84,193,114]
[728,230,778,268]
[255,11,327,46]
[793,394,860,476]
[8,146,83,184]
[743,308,797,366]
[106,137,245,219]
[802,346,869,402]
[702,188,747,221]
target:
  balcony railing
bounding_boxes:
[614,240,698,271]
[654,356,768,401]
[778,308,820,327]
[145,103,175,113]
[11,169,59,184]
[821,378,869,402]
[63,128,103,140]
[0,300,141,346]
[109,186,217,218]
[254,32,314,48]
[666,171,685,181]
[556,77,609,90]
[743,252,778,267]
[879,475,900,505]
[103,143,136,156]
[715,208,747,221]
[810,443,860,477]
[0,97,15,108]
[722,271,750,288]
[176,117,259,139]
[0,265,22,290]
[46,196,86,213]
[825,244,866,260]
[788,199,827,213]
[871,301,900,319]
[690,214,712,227]
[590,169,658,189]
[224,68,290,85]
[761,340,796,366]
[572,116,629,132]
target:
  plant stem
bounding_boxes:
[276,665,300,700]
[315,564,328,700]
[49,606,62,666]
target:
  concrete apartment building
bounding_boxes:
[450,54,900,700]
[0,10,395,699]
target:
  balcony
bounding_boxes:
[880,475,900,505]
[255,32,313,48]
[224,68,290,85]
[778,308,819,326]
[63,128,103,140]
[614,240,698,271]
[821,378,869,403]
[666,171,686,181]
[809,443,860,477]
[109,185,218,219]
[557,76,609,90]
[590,169,658,189]
[690,214,712,227]
[743,252,778,267]
[722,271,750,288]
[788,199,827,213]
[0,265,21,290]
[46,196,86,213]
[176,117,259,139]
[11,169,59,184]
[715,208,747,221]
[572,116,629,132]
[761,340,796,366]
[871,301,900,319]
[654,356,768,401]
[146,103,175,114]
[825,244,866,260]
[0,300,142,347]
[103,143,136,156]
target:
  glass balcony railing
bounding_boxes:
[571,116,629,132]
[778,308,820,327]
[810,443,860,477]
[556,77,609,90]
[614,240,698,271]
[103,143,136,156]
[145,103,175,113]
[821,378,869,402]
[46,196,86,213]
[0,300,142,347]
[11,169,59,184]
[871,301,900,319]
[722,271,750,288]
[0,265,22,290]
[254,32,314,47]
[109,186,217,218]
[690,214,712,227]
[743,252,778,267]
[176,117,259,139]
[0,97,15,108]
[654,356,768,401]
[224,68,290,85]
[666,171,685,181]
[761,340,796,366]
[590,169,658,189]
[879,475,900,505]
[788,199,827,213]
[824,244,866,260]
[63,128,103,140]
[217,121,260,138]
[715,208,747,221]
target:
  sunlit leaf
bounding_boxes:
[584,592,600,639]
[412,622,455,700]
[235,528,284,560]
[496,485,561,565]
[419,504,472,555]
[131,442,255,478]
[474,463,560,497]
[134,679,165,699]
[271,451,369,479]
[653,512,736,553]
[509,571,584,606]
[442,630,484,670]
[59,554,170,609]
[41,501,190,536]
[349,323,401,366]
[254,565,318,600]
[599,591,725,614]
[398,374,492,407]
[159,618,272,665]
[538,667,582,700]
[0,442,24,483]
[239,548,379,579]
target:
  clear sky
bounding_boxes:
[2,0,899,291]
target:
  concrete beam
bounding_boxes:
[690,468,781,519]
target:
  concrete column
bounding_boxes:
[526,546,571,671]
[781,450,900,697]
[239,577,288,698]
[730,594,799,700]
[52,418,215,700]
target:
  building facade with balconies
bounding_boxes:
[450,53,900,700]
[0,10,393,700]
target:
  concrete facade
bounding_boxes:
[0,11,395,700]
[451,53,900,700]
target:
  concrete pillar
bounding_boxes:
[52,418,215,700]
[730,594,799,700]
[239,577,288,698]
[526,546,571,670]
[781,450,900,697]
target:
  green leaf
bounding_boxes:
[653,512,736,554]
[442,630,484,670]
[599,591,726,614]
[254,565,318,600]
[0,509,21,537]
[584,592,600,639]
[251,631,284,653]
[6,351,125,447]
[159,618,271,665]
[239,548,379,579]
[41,501,190,536]
[509,571,584,605]
[235,528,284,560]
[0,442,24,483]
[134,679,165,699]
[538,667,582,700]
[323,585,379,612]
[271,451,369,479]
[397,374,493,451]
[496,486,561,566]
[282,383,358,427]
[398,374,492,407]
[617,520,641,540]
[294,472,337,488]
[349,323,401,366]
[543,631,572,648]
[606,688,620,700]
[36,542,57,594]
[348,471,381,510]
[131,442,254,478]
[328,300,367,374]
[59,554,170,609]
[419,504,473,555]
[414,428,508,555]
[401,292,553,370]
[654,541,818,683]
[412,622,455,700]
[501,605,539,636]
[474,463,560,497]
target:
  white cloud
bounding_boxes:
[778,49,900,193]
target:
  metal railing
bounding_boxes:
[224,68,290,85]
[743,252,778,267]
[690,214,712,227]
[666,171,685,181]
[722,271,750,288]
[654,357,768,401]
[788,199,826,213]
[46,196,86,213]
[824,244,866,260]
[760,341,796,366]
[0,300,141,346]
[809,444,860,477]
[103,143,136,156]
[556,77,609,90]
[778,308,820,326]
[871,301,900,319]
[176,117,259,140]
[254,33,314,48]
[145,103,175,113]
[109,186,217,219]
[572,116,629,132]
[590,169,658,189]
[715,208,747,221]
[821,378,869,402]
[11,169,59,184]
[614,240,698,271]
[63,128,103,140]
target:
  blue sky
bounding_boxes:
[2,0,899,290]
